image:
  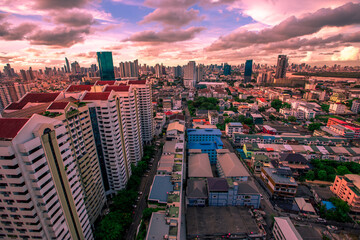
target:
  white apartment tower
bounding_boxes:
[127,80,154,144]
[184,61,196,88]
[0,115,93,239]
[80,92,132,195]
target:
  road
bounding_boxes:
[125,138,165,240]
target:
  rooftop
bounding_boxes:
[167,122,185,133]
[6,92,61,110]
[237,182,260,195]
[207,178,229,192]
[95,80,116,85]
[47,101,69,110]
[66,84,92,92]
[263,167,297,186]
[186,206,263,238]
[148,175,174,203]
[187,128,222,136]
[146,212,169,240]
[0,118,29,139]
[128,80,146,85]
[217,152,250,177]
[274,217,302,240]
[82,92,110,101]
[103,85,130,92]
[189,153,213,178]
[187,179,208,199]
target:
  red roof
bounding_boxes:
[66,85,92,92]
[82,92,110,100]
[165,111,173,115]
[128,80,146,85]
[47,102,69,110]
[257,98,266,103]
[95,81,116,85]
[103,85,130,92]
[328,118,347,125]
[5,92,61,110]
[0,118,29,139]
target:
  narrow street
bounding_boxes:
[125,138,165,240]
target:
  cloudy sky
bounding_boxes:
[0,0,360,70]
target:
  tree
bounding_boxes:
[306,170,315,181]
[321,104,330,113]
[269,114,276,120]
[288,116,297,122]
[337,166,351,176]
[271,99,283,111]
[223,113,228,117]
[244,118,253,125]
[281,102,291,109]
[318,170,327,181]
[308,122,322,131]
[259,107,266,112]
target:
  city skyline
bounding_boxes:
[0,1,360,70]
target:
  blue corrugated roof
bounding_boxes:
[188,142,218,150]
[149,176,173,203]
[322,201,336,210]
[187,128,222,135]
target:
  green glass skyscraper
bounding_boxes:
[97,51,115,80]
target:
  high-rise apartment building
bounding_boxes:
[154,64,162,78]
[196,64,204,82]
[97,52,115,80]
[127,80,154,144]
[184,61,196,88]
[81,91,132,195]
[0,115,93,239]
[0,83,35,112]
[244,60,253,83]
[119,60,139,78]
[275,55,288,79]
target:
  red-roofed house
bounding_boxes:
[128,80,146,85]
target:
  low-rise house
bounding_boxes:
[260,167,298,199]
[251,155,271,174]
[225,122,243,137]
[207,178,261,208]
[187,179,208,207]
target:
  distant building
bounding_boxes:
[244,60,253,83]
[223,63,231,76]
[225,122,243,137]
[275,55,288,79]
[331,174,360,213]
[329,103,346,114]
[351,100,360,113]
[97,51,115,80]
[184,61,196,88]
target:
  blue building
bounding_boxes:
[187,129,222,142]
[244,60,253,83]
[187,129,223,164]
[207,178,261,208]
[97,51,115,80]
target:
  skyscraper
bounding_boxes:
[244,60,253,83]
[275,55,288,79]
[184,61,196,88]
[223,63,231,76]
[155,64,162,78]
[97,51,115,80]
[65,57,70,73]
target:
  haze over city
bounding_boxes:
[1,0,360,70]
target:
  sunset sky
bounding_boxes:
[0,0,360,70]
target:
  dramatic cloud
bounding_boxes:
[143,0,198,8]
[33,0,91,10]
[124,26,205,43]
[52,10,96,27]
[74,51,96,58]
[207,2,360,51]
[140,8,203,28]
[0,23,37,40]
[29,27,90,47]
